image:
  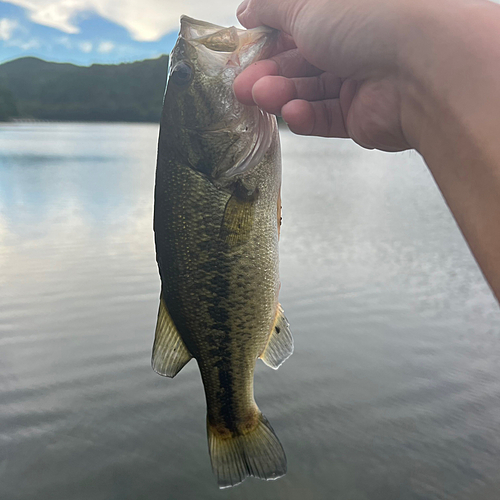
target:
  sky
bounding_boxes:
[2,1,500,67]
[0,0,239,65]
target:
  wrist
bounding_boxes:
[396,0,500,154]
[393,0,500,300]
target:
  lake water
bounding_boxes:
[1,123,500,500]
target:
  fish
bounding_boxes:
[152,16,293,488]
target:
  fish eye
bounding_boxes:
[171,62,193,86]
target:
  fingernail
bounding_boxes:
[237,0,250,18]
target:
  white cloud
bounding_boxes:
[79,40,92,52]
[18,38,40,49]
[11,0,81,34]
[97,40,114,53]
[56,35,73,49]
[1,18,41,51]
[2,1,239,42]
[5,36,41,49]
[0,18,19,41]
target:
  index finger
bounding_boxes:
[234,49,322,105]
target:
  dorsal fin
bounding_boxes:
[259,304,293,370]
[152,296,192,377]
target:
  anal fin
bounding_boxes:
[152,296,192,377]
[259,304,293,370]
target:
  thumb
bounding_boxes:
[237,0,301,34]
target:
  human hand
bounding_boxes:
[234,0,428,152]
[235,0,500,301]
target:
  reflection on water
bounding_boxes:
[1,123,500,500]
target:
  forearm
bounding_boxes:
[399,0,500,300]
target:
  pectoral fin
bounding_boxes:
[260,304,293,370]
[219,191,256,247]
[152,297,192,377]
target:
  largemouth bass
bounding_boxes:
[152,16,293,488]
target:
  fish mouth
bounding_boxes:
[179,15,278,71]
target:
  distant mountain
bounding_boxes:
[0,86,18,121]
[0,56,169,123]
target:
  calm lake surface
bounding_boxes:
[1,123,500,500]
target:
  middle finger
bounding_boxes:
[251,73,343,115]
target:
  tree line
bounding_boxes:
[0,55,169,123]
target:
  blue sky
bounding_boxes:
[0,0,238,66]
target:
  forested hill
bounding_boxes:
[0,55,169,122]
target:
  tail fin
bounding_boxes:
[207,413,287,488]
